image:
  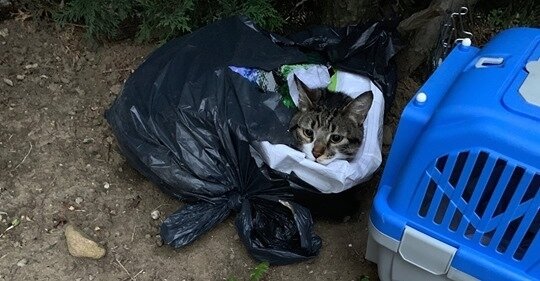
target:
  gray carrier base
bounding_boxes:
[366,220,478,281]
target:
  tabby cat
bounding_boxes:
[290,75,374,164]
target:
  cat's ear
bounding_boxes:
[345,91,373,122]
[294,74,321,111]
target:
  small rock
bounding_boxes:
[87,145,99,155]
[60,77,70,84]
[109,84,122,95]
[103,182,110,189]
[65,224,106,259]
[75,87,85,96]
[0,28,8,38]
[82,137,94,144]
[94,226,101,231]
[75,197,83,204]
[24,63,38,69]
[150,210,160,220]
[144,234,151,239]
[155,236,164,247]
[68,206,75,211]
[3,78,13,86]
[16,74,25,80]
[16,259,28,267]
[89,275,94,281]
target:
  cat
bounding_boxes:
[289,75,373,164]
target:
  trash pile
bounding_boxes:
[106,16,397,264]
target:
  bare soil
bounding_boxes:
[0,19,416,281]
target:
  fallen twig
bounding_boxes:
[13,143,33,170]
[102,68,132,74]
[115,257,134,281]
[133,269,144,279]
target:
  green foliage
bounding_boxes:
[357,275,370,281]
[52,0,284,42]
[136,0,195,42]
[249,262,270,281]
[239,0,284,31]
[54,0,133,40]
[485,1,539,32]
[227,262,270,281]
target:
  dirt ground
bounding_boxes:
[0,19,416,281]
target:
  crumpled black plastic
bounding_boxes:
[106,16,398,265]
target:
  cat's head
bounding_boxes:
[290,75,373,164]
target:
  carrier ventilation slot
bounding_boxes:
[416,151,540,262]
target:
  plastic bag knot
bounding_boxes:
[227,192,243,211]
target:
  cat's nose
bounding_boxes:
[312,148,324,158]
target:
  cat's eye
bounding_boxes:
[330,134,343,143]
[303,128,313,138]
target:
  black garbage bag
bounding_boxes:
[106,16,398,265]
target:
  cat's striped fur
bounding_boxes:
[290,75,373,164]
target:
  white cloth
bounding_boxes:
[252,66,384,193]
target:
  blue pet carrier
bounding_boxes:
[366,28,540,281]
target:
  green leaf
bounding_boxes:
[357,275,370,281]
[249,262,270,281]
[11,218,21,227]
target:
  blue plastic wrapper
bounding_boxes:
[106,16,397,264]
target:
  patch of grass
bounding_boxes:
[228,262,270,281]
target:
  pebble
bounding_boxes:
[16,74,25,80]
[103,182,110,189]
[155,236,164,247]
[75,197,84,204]
[3,78,13,86]
[109,84,122,95]
[0,28,8,38]
[25,63,38,69]
[16,259,28,267]
[150,210,160,220]
[145,234,151,239]
[75,87,85,96]
[65,224,106,259]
